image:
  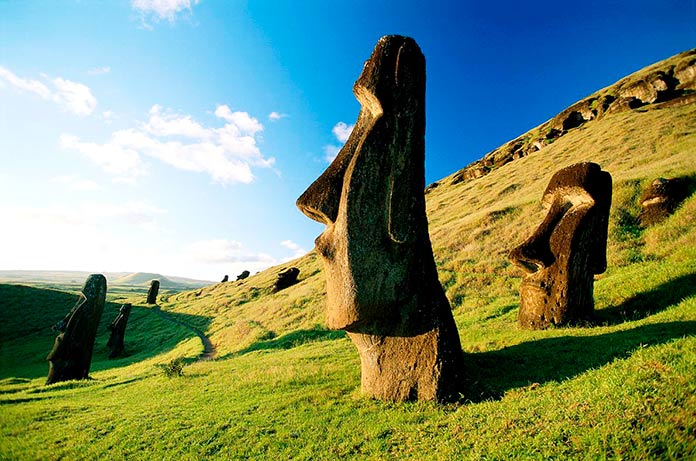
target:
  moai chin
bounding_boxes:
[107,303,132,359]
[147,280,160,304]
[509,162,612,329]
[296,35,464,402]
[46,274,107,384]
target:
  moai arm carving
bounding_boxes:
[46,274,107,384]
[509,162,612,329]
[296,35,464,402]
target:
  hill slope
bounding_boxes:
[1,49,695,460]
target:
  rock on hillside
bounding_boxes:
[438,49,696,188]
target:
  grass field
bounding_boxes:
[1,58,695,459]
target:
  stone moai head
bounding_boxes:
[147,280,160,304]
[296,35,464,401]
[509,162,612,329]
[297,35,434,334]
[46,274,107,384]
[639,177,691,226]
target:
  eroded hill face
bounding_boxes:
[159,49,696,357]
[439,49,696,187]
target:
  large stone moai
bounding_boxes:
[509,162,612,329]
[46,274,107,384]
[107,303,132,358]
[296,35,464,402]
[146,280,160,304]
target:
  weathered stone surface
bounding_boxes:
[146,280,160,304]
[509,162,612,329]
[46,274,106,384]
[236,270,250,281]
[274,267,299,291]
[639,177,692,226]
[107,303,131,359]
[221,275,229,283]
[296,35,464,402]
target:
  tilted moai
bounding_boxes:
[509,162,612,329]
[274,267,300,291]
[146,280,160,304]
[221,275,229,283]
[296,35,465,402]
[639,177,691,226]
[46,274,107,384]
[236,270,250,281]
[107,303,132,359]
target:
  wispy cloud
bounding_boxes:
[183,239,276,265]
[61,104,275,185]
[323,121,354,162]
[280,239,306,261]
[268,111,287,121]
[132,0,199,23]
[51,175,101,191]
[0,66,97,116]
[88,66,111,75]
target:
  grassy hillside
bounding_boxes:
[1,52,695,459]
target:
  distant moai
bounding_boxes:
[273,267,299,291]
[236,270,250,281]
[146,280,160,304]
[46,274,107,384]
[221,275,229,283]
[509,162,612,329]
[107,303,132,359]
[639,177,691,226]
[296,35,465,402]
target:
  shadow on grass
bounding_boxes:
[595,272,696,325]
[464,321,696,402]
[220,328,346,359]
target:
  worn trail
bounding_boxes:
[151,306,216,360]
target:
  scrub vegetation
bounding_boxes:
[1,72,695,459]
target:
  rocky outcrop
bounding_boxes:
[297,35,465,402]
[448,49,696,187]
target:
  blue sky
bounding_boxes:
[0,0,693,281]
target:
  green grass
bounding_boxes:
[1,55,696,459]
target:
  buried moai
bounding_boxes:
[639,177,692,226]
[236,270,250,281]
[107,303,132,358]
[274,267,299,291]
[509,162,612,329]
[146,280,160,304]
[221,275,229,283]
[296,35,464,402]
[46,274,107,384]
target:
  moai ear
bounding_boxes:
[387,39,425,244]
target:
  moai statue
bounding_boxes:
[509,162,612,329]
[221,275,229,283]
[296,35,464,402]
[639,177,691,226]
[146,280,160,304]
[236,270,250,281]
[274,267,299,291]
[46,274,107,384]
[107,303,132,359]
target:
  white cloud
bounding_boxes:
[61,104,275,185]
[183,239,276,265]
[52,78,97,116]
[132,0,200,22]
[88,66,111,75]
[268,111,287,121]
[280,239,306,260]
[51,175,101,191]
[332,122,354,143]
[0,66,97,116]
[323,121,354,163]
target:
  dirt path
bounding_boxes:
[151,306,217,360]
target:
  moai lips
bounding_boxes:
[296,35,464,402]
[510,162,612,329]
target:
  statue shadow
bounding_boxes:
[218,328,346,360]
[594,272,696,326]
[462,321,696,402]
